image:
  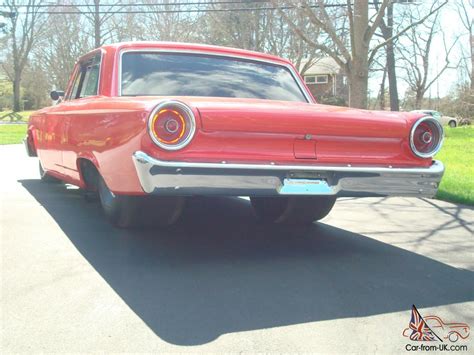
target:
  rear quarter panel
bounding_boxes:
[61,97,151,193]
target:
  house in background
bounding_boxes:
[299,57,348,104]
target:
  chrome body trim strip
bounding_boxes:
[132,151,445,198]
[117,48,314,103]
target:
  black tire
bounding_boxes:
[97,176,184,228]
[250,195,336,226]
[448,121,457,128]
[39,161,61,183]
[81,189,98,203]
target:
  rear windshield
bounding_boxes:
[120,52,307,102]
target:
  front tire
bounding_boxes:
[449,120,457,128]
[97,176,184,228]
[250,196,336,226]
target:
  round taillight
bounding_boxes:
[410,117,443,158]
[148,101,196,150]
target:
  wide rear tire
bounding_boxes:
[97,176,185,228]
[250,196,336,226]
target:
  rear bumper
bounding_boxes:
[132,151,444,198]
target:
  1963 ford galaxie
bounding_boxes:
[24,42,444,227]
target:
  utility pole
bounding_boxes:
[94,0,101,48]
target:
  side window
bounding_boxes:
[70,53,101,100]
[81,55,101,97]
[67,67,81,100]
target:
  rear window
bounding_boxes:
[120,52,307,102]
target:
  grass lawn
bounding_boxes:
[0,110,34,122]
[0,124,27,145]
[435,126,473,206]
[17,111,34,121]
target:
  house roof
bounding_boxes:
[300,57,341,75]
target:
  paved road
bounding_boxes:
[1,144,473,353]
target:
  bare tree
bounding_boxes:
[373,0,399,111]
[142,0,202,42]
[36,9,91,90]
[108,11,144,42]
[2,0,44,112]
[264,8,321,72]
[274,0,391,108]
[399,11,460,109]
[202,1,268,50]
[275,0,447,109]
[80,0,125,48]
[454,0,473,89]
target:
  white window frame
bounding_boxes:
[304,75,316,84]
[304,74,329,85]
[315,75,329,84]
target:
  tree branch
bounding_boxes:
[368,0,448,65]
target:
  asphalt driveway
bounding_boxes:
[1,144,473,353]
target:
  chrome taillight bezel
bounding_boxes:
[410,116,444,158]
[148,100,196,151]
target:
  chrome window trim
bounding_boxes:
[117,48,314,103]
[410,116,444,158]
[66,49,104,100]
[147,100,196,151]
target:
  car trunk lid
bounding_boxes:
[183,97,409,138]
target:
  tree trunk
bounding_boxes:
[385,4,399,111]
[470,33,474,90]
[349,0,369,109]
[348,65,368,109]
[386,43,399,111]
[13,72,21,112]
[415,90,424,110]
[379,66,387,110]
[348,80,368,109]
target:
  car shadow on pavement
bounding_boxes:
[20,179,474,346]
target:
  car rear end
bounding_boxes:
[105,43,445,226]
[133,98,444,199]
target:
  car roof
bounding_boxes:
[97,41,293,65]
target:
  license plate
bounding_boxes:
[279,178,334,195]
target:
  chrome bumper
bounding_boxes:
[132,151,444,198]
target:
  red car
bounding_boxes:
[24,42,444,227]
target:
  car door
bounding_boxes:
[60,54,102,181]
[39,66,83,175]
